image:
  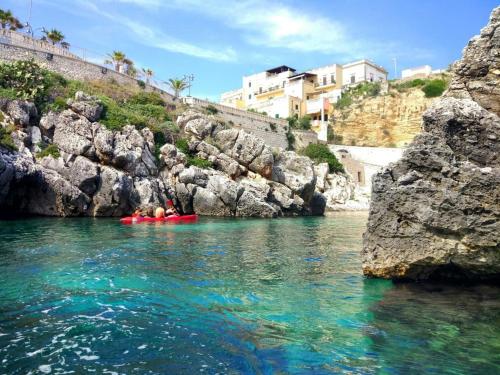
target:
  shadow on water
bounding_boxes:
[364,282,500,375]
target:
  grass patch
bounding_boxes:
[300,143,344,173]
[36,143,60,159]
[0,125,17,151]
[187,156,213,169]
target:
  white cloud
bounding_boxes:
[75,0,237,62]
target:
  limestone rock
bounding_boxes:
[446,6,500,116]
[0,99,37,127]
[92,166,137,216]
[67,92,103,122]
[193,186,230,216]
[272,151,316,203]
[362,99,500,281]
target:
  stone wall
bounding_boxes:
[0,42,175,104]
[184,97,293,149]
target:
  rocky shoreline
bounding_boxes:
[0,92,366,218]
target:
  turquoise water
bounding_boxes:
[0,215,499,374]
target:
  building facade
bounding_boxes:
[220,60,387,140]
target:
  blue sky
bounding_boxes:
[3,0,498,100]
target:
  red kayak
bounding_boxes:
[120,214,198,224]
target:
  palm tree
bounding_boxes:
[0,9,24,30]
[166,78,188,98]
[125,60,137,78]
[142,68,154,84]
[105,50,127,72]
[42,29,65,45]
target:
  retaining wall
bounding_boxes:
[0,40,175,103]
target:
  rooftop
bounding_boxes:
[266,65,296,74]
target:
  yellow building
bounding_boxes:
[220,60,387,141]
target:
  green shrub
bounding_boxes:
[0,87,17,100]
[336,94,353,109]
[128,91,165,106]
[299,115,312,130]
[300,143,344,173]
[36,143,60,159]
[137,80,146,89]
[422,79,447,98]
[287,115,298,129]
[175,138,190,154]
[187,156,212,169]
[0,125,17,151]
[46,96,68,112]
[205,105,218,115]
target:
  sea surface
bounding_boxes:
[0,214,498,374]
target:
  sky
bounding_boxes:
[3,0,498,100]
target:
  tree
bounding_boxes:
[142,68,154,84]
[0,9,24,30]
[42,29,65,45]
[166,78,188,98]
[105,50,127,72]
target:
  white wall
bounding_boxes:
[308,64,338,86]
[342,61,387,86]
[402,65,432,79]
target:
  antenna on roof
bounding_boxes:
[392,58,398,79]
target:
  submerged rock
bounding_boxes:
[362,6,500,281]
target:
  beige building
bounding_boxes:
[221,60,387,141]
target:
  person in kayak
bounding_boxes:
[132,208,143,218]
[155,207,165,218]
[165,200,178,216]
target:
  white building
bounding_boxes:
[342,60,388,86]
[220,59,388,141]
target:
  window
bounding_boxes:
[357,171,362,182]
[282,81,286,88]
[330,74,335,84]
[275,114,280,118]
[322,76,327,85]
[248,94,252,99]
[248,82,252,87]
[306,95,310,100]
[295,104,299,110]
[259,87,262,94]
[369,73,374,82]
[324,114,328,121]
[350,75,355,84]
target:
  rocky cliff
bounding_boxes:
[362,6,500,281]
[332,88,438,148]
[0,94,329,218]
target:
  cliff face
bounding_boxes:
[332,88,437,148]
[0,94,327,218]
[362,6,500,281]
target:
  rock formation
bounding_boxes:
[0,93,331,217]
[332,87,438,148]
[362,6,500,281]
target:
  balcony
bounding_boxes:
[255,85,284,96]
[306,97,329,114]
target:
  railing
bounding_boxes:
[183,97,289,127]
[255,85,283,96]
[0,29,173,99]
[0,29,79,59]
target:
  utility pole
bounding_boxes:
[392,58,397,79]
[183,74,195,97]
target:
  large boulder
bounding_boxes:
[272,151,316,203]
[362,98,500,281]
[0,99,37,127]
[52,110,94,158]
[192,186,231,216]
[362,8,500,281]
[67,91,103,122]
[92,166,137,216]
